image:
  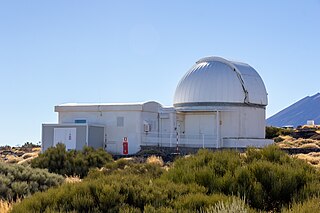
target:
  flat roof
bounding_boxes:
[55,101,166,113]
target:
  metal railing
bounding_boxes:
[141,132,218,148]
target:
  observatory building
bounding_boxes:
[42,56,273,154]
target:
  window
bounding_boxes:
[117,117,124,127]
[75,119,86,124]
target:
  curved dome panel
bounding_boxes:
[173,57,268,108]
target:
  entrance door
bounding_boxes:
[185,113,216,135]
[184,113,216,146]
[53,128,77,150]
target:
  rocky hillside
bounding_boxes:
[267,93,320,127]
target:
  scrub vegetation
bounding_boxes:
[265,126,293,139]
[31,143,113,178]
[9,145,320,213]
[0,161,64,201]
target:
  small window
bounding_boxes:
[117,117,124,127]
[75,119,86,124]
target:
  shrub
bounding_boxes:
[0,162,64,201]
[146,155,164,167]
[274,136,284,143]
[265,126,293,139]
[202,196,255,213]
[266,126,282,139]
[163,146,320,211]
[97,158,164,179]
[31,144,113,178]
[12,145,320,212]
[282,196,320,213]
[21,142,40,148]
[11,172,207,213]
[173,193,229,211]
[163,149,242,194]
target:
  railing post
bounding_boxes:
[202,134,205,148]
[216,111,220,149]
[176,132,179,153]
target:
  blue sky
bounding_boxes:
[0,0,319,146]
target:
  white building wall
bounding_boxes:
[220,107,266,140]
[46,101,269,153]
[220,110,239,138]
[58,111,142,154]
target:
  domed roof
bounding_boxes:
[173,56,268,109]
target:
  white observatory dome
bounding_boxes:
[173,57,268,108]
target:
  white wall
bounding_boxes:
[57,102,167,155]
[53,103,267,152]
[176,106,266,147]
[59,111,142,154]
[220,106,265,139]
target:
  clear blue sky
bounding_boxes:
[0,0,319,146]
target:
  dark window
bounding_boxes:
[75,119,86,124]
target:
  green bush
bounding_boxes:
[162,149,242,194]
[172,193,229,211]
[266,126,282,139]
[265,126,293,139]
[100,158,163,178]
[274,136,284,143]
[0,162,64,201]
[163,145,320,211]
[21,141,40,148]
[31,144,113,178]
[12,145,320,212]
[11,172,207,213]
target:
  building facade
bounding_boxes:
[42,56,273,154]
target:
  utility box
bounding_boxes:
[307,120,315,126]
[42,124,105,152]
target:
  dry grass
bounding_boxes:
[32,147,41,152]
[1,147,40,164]
[300,143,320,149]
[277,137,320,149]
[17,152,39,165]
[146,155,164,167]
[275,136,320,168]
[294,152,320,167]
[5,155,21,164]
[0,200,14,213]
[65,175,82,184]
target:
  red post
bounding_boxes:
[123,137,128,155]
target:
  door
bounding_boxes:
[184,113,216,146]
[53,128,77,150]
